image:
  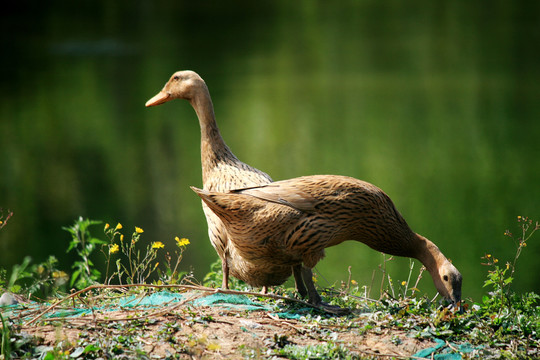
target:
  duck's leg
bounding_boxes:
[293,265,307,298]
[301,266,350,315]
[300,266,322,305]
[221,260,229,289]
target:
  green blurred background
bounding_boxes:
[1,1,539,301]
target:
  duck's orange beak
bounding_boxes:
[145,91,171,107]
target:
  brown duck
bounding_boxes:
[192,175,462,307]
[145,70,292,289]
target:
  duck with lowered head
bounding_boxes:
[192,174,462,310]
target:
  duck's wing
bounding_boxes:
[231,182,317,213]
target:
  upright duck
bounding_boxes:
[192,175,462,308]
[146,70,292,289]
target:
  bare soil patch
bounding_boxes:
[18,291,435,359]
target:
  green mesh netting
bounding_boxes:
[118,291,271,311]
[43,291,272,318]
[413,338,480,359]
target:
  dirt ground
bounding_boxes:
[21,302,436,359]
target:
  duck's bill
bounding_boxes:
[145,91,170,107]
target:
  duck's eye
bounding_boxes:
[173,75,180,81]
[443,275,449,281]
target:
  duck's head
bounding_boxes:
[432,259,462,307]
[145,70,206,107]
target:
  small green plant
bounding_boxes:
[101,222,124,284]
[1,256,68,299]
[202,258,245,290]
[202,259,223,288]
[339,255,425,305]
[481,216,539,311]
[102,222,190,285]
[378,254,394,299]
[375,254,426,301]
[157,236,190,284]
[64,217,105,289]
[1,256,32,294]
[106,223,160,284]
[378,258,425,301]
[1,313,11,360]
[476,216,540,343]
[25,256,68,299]
[63,218,190,286]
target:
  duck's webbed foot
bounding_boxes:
[300,266,350,315]
[319,302,351,315]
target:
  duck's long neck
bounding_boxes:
[412,234,448,276]
[189,87,237,183]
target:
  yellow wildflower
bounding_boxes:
[109,244,120,254]
[52,270,68,280]
[115,223,123,231]
[152,241,165,249]
[493,258,498,263]
[104,223,110,231]
[175,237,190,247]
[135,227,144,234]
[351,279,358,286]
[120,234,124,242]
[401,281,407,286]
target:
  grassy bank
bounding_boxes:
[1,213,538,359]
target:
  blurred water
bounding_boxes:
[1,1,539,300]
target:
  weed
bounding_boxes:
[157,237,190,285]
[326,256,426,311]
[202,258,222,288]
[475,216,540,344]
[110,223,158,284]
[482,216,539,308]
[378,254,394,299]
[103,223,189,285]
[1,313,11,360]
[63,217,190,286]
[202,258,245,290]
[64,217,105,289]
[0,314,36,360]
[0,256,68,299]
